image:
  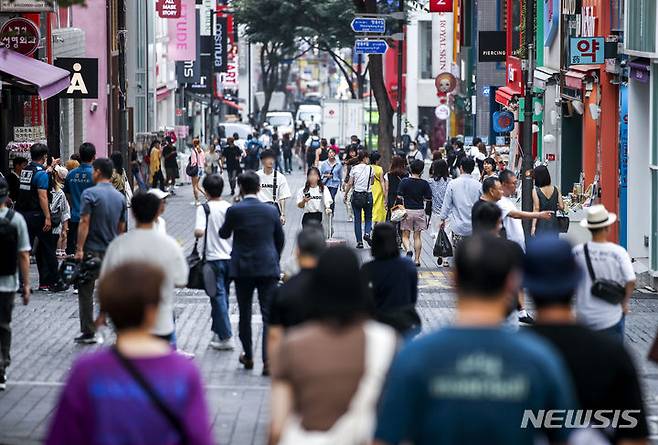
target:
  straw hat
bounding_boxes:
[579,204,617,229]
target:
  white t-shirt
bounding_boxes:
[195,200,232,261]
[100,228,189,336]
[154,216,167,234]
[497,196,525,251]
[349,164,374,192]
[296,185,333,213]
[573,242,635,330]
[257,169,291,203]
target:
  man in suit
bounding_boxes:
[219,171,285,376]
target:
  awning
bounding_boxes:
[495,86,523,107]
[629,58,650,83]
[564,70,587,89]
[156,86,171,102]
[0,48,70,99]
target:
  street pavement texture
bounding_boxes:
[0,167,657,444]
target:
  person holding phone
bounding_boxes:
[296,167,333,230]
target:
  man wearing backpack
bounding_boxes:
[305,129,321,170]
[246,133,262,171]
[0,177,31,390]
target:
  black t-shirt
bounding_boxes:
[269,269,314,328]
[397,177,431,210]
[162,144,178,169]
[7,171,20,202]
[531,323,649,441]
[222,144,242,171]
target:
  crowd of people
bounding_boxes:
[0,128,655,445]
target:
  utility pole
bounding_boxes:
[395,0,404,150]
[521,0,535,235]
[117,0,129,172]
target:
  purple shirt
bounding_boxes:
[45,349,214,445]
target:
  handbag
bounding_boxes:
[557,211,570,233]
[433,227,453,258]
[390,204,407,222]
[584,244,626,305]
[185,151,198,177]
[187,204,210,290]
[111,347,188,444]
[351,166,373,208]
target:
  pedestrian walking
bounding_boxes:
[362,223,419,336]
[219,172,284,375]
[129,144,147,192]
[222,136,243,195]
[525,235,650,444]
[149,140,165,191]
[344,150,374,249]
[162,137,179,194]
[268,226,326,359]
[73,158,127,344]
[194,174,234,351]
[531,165,564,236]
[438,157,481,249]
[573,205,635,342]
[282,133,293,174]
[405,141,424,166]
[471,177,504,223]
[64,143,96,255]
[14,143,59,291]
[415,127,429,159]
[296,167,333,229]
[481,157,498,180]
[51,166,71,263]
[319,146,343,214]
[45,262,214,445]
[397,159,432,266]
[471,200,503,235]
[257,149,291,226]
[428,159,449,238]
[269,247,397,445]
[100,191,188,344]
[370,152,388,224]
[0,177,31,391]
[305,129,322,170]
[271,132,283,173]
[147,188,169,234]
[342,146,359,222]
[246,133,262,171]
[188,138,206,206]
[385,155,408,220]
[373,234,577,445]
[205,143,221,175]
[6,156,27,205]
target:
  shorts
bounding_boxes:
[400,209,427,232]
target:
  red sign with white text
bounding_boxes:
[157,0,181,19]
[0,17,40,56]
[429,0,453,13]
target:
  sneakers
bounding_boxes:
[518,310,535,325]
[74,333,98,344]
[363,234,372,247]
[356,242,364,249]
[0,373,6,391]
[209,334,235,351]
[177,349,196,359]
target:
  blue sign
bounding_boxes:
[354,39,388,55]
[482,86,491,97]
[493,111,515,133]
[351,18,386,33]
[619,84,628,247]
[496,136,506,146]
[570,37,605,65]
[544,0,559,46]
[464,136,474,146]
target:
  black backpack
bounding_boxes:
[0,210,19,276]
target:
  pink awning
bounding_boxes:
[0,48,70,99]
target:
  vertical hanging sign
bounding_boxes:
[429,0,453,13]
[214,15,228,73]
[437,13,454,74]
[167,0,196,61]
[157,0,181,18]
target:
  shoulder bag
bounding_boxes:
[584,243,626,305]
[187,204,210,290]
[112,347,188,445]
[185,150,198,177]
[351,166,373,208]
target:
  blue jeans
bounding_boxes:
[351,192,373,243]
[207,260,232,340]
[599,314,625,343]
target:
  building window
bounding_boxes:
[419,21,432,79]
[626,0,656,53]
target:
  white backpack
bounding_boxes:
[278,321,397,445]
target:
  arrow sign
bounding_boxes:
[354,39,389,55]
[351,17,386,33]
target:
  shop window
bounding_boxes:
[419,21,433,79]
[626,0,656,53]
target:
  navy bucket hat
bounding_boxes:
[524,235,583,297]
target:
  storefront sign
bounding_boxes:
[478,31,506,62]
[493,111,514,133]
[435,72,457,94]
[175,125,189,138]
[168,0,196,61]
[437,13,453,73]
[189,35,213,94]
[220,57,239,88]
[435,104,451,120]
[157,0,181,18]
[570,37,604,65]
[13,126,44,142]
[581,6,596,37]
[0,18,40,56]
[176,60,199,84]
[54,58,99,99]
[0,0,53,12]
[213,15,227,73]
[544,0,560,46]
[429,0,452,13]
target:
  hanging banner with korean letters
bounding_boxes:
[168,0,196,61]
[570,37,604,65]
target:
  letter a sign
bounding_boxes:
[430,0,453,12]
[54,58,99,99]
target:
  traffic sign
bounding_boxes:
[354,39,388,55]
[351,17,385,33]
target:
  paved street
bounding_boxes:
[0,168,657,445]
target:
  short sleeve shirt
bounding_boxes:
[80,183,127,252]
[398,177,432,210]
[349,164,373,192]
[64,163,94,222]
[195,201,232,261]
[0,208,31,292]
[498,196,526,251]
[257,170,291,203]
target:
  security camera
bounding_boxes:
[572,100,584,115]
[90,102,98,113]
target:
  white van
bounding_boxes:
[296,104,322,132]
[265,111,295,138]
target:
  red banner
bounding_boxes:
[429,0,453,13]
[157,0,181,19]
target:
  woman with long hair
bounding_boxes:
[369,152,388,224]
[296,167,333,230]
[51,166,71,262]
[428,159,450,238]
[344,151,374,249]
[188,138,206,206]
[385,156,408,220]
[343,146,359,222]
[532,164,564,236]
